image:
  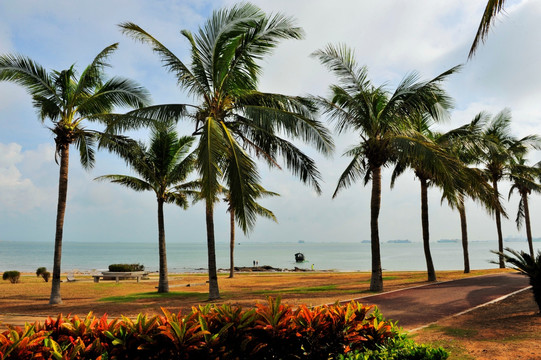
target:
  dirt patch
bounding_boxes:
[412,289,541,360]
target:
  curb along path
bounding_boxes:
[350,273,530,330]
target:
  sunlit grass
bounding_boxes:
[99,291,206,303]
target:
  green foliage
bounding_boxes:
[335,326,448,360]
[36,267,50,282]
[495,247,541,313]
[108,264,145,272]
[2,271,20,284]
[35,267,47,277]
[0,298,444,359]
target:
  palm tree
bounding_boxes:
[224,185,278,278]
[479,109,540,268]
[119,3,333,300]
[313,44,458,291]
[441,112,497,274]
[496,248,541,313]
[95,123,195,293]
[0,44,150,304]
[392,114,495,281]
[508,154,541,257]
[469,0,507,58]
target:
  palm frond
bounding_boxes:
[75,43,118,97]
[94,174,153,192]
[197,117,228,206]
[74,130,97,170]
[469,0,507,58]
[78,77,150,117]
[0,54,57,118]
[333,148,366,198]
[238,92,334,155]
[98,104,191,133]
[311,44,369,94]
[119,22,208,99]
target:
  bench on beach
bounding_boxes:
[92,271,146,284]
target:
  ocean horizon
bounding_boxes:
[0,240,536,274]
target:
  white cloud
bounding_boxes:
[0,143,55,212]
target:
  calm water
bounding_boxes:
[0,240,536,273]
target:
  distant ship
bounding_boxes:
[298,240,305,244]
[437,239,458,243]
[504,236,526,242]
[387,239,411,244]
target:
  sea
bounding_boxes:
[0,240,536,274]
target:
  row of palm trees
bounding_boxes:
[0,3,539,303]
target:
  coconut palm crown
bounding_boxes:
[478,109,541,267]
[0,44,150,304]
[508,153,541,257]
[313,43,459,291]
[95,122,196,293]
[119,3,333,299]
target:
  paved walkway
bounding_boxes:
[0,273,530,331]
[349,272,530,330]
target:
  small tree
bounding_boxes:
[3,271,21,284]
[496,248,541,313]
[36,267,51,282]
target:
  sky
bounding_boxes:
[1,0,541,248]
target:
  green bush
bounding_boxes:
[108,263,145,272]
[335,331,449,360]
[36,267,50,282]
[2,271,20,284]
[36,267,47,276]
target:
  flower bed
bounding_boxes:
[0,298,447,359]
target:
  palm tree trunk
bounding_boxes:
[206,201,220,300]
[458,195,470,273]
[369,166,383,292]
[49,144,70,305]
[229,209,235,278]
[157,198,169,293]
[420,178,436,282]
[523,193,534,257]
[492,178,505,268]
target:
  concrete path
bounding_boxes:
[350,273,530,330]
[1,273,531,331]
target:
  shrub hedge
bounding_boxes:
[2,271,20,284]
[107,264,145,272]
[35,267,50,282]
[0,298,447,360]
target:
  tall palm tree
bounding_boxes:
[508,153,541,257]
[0,44,150,304]
[224,184,278,278]
[313,44,458,291]
[440,112,498,274]
[392,114,495,281]
[469,0,507,58]
[479,109,540,268]
[95,123,195,293]
[119,3,333,299]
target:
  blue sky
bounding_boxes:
[1,0,541,248]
